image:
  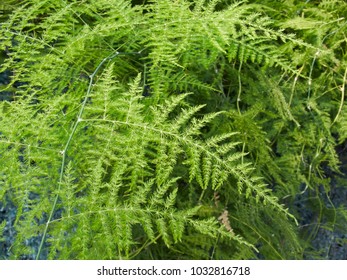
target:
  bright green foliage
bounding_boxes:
[0,0,346,259]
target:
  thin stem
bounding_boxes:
[35,50,142,260]
[332,66,347,125]
[237,61,243,115]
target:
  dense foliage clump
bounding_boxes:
[0,0,346,259]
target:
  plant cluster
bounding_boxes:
[0,0,346,259]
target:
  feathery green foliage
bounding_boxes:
[0,0,346,259]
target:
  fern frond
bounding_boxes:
[3,0,343,260]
